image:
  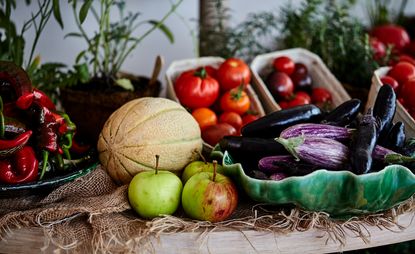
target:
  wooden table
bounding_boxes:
[1,211,414,253]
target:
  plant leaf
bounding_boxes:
[74,63,90,83]
[115,78,134,91]
[148,20,174,44]
[79,0,93,24]
[75,50,87,64]
[52,0,64,28]
[64,32,82,39]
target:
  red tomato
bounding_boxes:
[292,63,308,76]
[242,114,259,126]
[287,91,311,108]
[278,100,289,109]
[370,37,386,60]
[202,123,237,146]
[192,107,217,131]
[174,68,219,109]
[398,54,415,67]
[400,79,415,111]
[380,76,399,92]
[311,87,332,103]
[203,65,218,80]
[388,62,415,85]
[219,112,243,130]
[371,25,410,53]
[265,72,294,99]
[272,56,295,75]
[220,87,251,115]
[217,58,251,91]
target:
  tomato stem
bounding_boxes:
[194,67,207,79]
[155,154,160,174]
[231,84,244,101]
[212,160,217,182]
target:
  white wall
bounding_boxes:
[9,0,415,91]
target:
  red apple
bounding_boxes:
[181,161,238,222]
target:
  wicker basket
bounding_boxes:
[366,66,415,137]
[165,57,265,151]
[250,48,351,113]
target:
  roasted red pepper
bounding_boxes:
[0,130,32,157]
[0,146,39,184]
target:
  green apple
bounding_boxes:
[181,161,224,184]
[128,164,183,219]
[181,162,238,222]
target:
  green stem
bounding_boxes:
[385,154,415,164]
[114,0,183,73]
[39,150,49,180]
[274,137,303,161]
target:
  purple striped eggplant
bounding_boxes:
[275,136,415,173]
[258,155,318,176]
[280,123,354,141]
[275,136,350,170]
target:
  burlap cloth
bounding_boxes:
[1,165,414,253]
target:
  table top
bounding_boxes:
[1,211,414,253]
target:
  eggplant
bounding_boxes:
[280,123,354,141]
[276,136,415,173]
[350,109,378,174]
[258,155,318,176]
[381,122,406,152]
[241,104,323,138]
[373,84,396,138]
[320,99,361,126]
[275,136,349,170]
[270,172,288,181]
[219,136,287,160]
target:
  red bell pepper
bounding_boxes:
[0,146,39,184]
[0,130,32,157]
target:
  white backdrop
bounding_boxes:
[9,0,415,90]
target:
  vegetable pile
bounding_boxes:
[174,58,258,146]
[220,85,415,181]
[265,56,333,110]
[0,61,91,184]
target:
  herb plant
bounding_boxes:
[66,0,182,90]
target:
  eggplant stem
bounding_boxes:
[385,154,415,164]
[275,137,303,161]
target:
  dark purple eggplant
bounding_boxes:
[373,84,396,139]
[320,99,361,126]
[241,104,323,138]
[350,109,378,174]
[275,136,349,170]
[380,122,405,152]
[280,123,354,141]
[219,136,287,160]
[258,155,318,176]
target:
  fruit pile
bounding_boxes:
[174,58,258,147]
[265,56,333,110]
[128,156,238,222]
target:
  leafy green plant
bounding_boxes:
[66,0,182,90]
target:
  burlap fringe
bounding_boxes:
[2,195,415,253]
[90,196,415,253]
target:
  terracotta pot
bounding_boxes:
[60,73,161,144]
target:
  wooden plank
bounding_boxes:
[1,212,414,253]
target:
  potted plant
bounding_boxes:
[59,0,182,144]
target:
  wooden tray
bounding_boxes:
[250,48,351,114]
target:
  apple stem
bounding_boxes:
[212,160,217,182]
[155,155,160,174]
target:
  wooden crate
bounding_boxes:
[165,57,265,150]
[250,48,351,113]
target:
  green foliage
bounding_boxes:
[280,0,383,89]
[67,0,182,88]
[366,0,409,27]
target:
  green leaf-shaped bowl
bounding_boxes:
[211,146,415,216]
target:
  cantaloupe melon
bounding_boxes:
[98,97,203,184]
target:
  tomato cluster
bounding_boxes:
[174,58,258,146]
[381,60,415,119]
[265,56,333,111]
